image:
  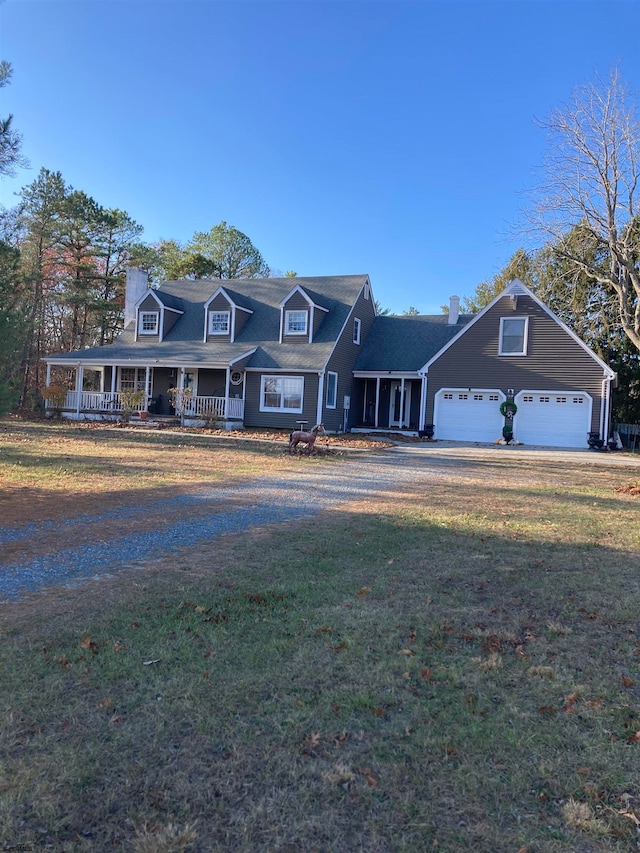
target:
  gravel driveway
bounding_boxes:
[2,442,638,601]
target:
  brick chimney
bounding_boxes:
[124,268,149,328]
[448,295,460,325]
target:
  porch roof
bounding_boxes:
[354,314,471,372]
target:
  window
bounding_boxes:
[119,367,148,392]
[209,310,230,335]
[353,317,361,344]
[326,372,338,409]
[260,375,304,412]
[499,317,528,355]
[285,310,308,335]
[139,311,159,335]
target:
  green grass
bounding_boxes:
[1,425,639,851]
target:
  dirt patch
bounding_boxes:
[614,481,640,496]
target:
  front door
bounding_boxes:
[389,381,411,428]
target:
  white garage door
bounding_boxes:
[514,392,591,448]
[435,390,505,442]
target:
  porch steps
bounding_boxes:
[130,415,181,429]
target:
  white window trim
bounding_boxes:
[499,316,529,356]
[138,311,159,335]
[353,317,361,345]
[209,310,230,335]
[326,371,338,409]
[260,375,304,413]
[285,310,308,336]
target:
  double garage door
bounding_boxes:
[434,389,592,448]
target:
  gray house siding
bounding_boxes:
[244,371,320,430]
[140,293,158,311]
[162,311,180,337]
[234,309,250,338]
[312,307,325,339]
[425,294,606,431]
[322,285,376,430]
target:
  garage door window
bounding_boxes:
[499,317,528,355]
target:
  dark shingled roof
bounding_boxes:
[354,313,472,372]
[47,275,369,371]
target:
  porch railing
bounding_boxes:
[178,394,244,421]
[49,391,244,421]
[62,391,126,411]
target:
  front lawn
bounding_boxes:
[1,422,639,851]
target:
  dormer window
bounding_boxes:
[286,310,308,335]
[139,311,159,335]
[209,310,230,335]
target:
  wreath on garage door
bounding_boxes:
[499,400,518,417]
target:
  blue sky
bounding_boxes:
[1,0,638,313]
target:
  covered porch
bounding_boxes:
[43,361,246,424]
[351,372,428,433]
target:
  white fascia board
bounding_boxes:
[204,285,254,314]
[229,348,258,366]
[135,289,163,310]
[279,284,329,312]
[353,370,420,379]
[161,306,184,315]
[279,284,311,308]
[421,278,615,378]
[244,366,316,374]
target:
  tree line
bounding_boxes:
[0,63,638,422]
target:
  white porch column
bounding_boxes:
[418,373,427,432]
[316,371,325,426]
[46,363,51,387]
[111,366,116,394]
[225,367,231,419]
[75,364,83,416]
[144,366,150,411]
[399,378,406,428]
[375,377,380,428]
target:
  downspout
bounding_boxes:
[316,371,325,427]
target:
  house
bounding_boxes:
[44,271,376,434]
[43,274,615,448]
[353,279,615,448]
